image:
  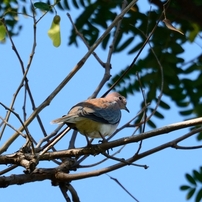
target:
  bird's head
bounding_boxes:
[105,92,129,112]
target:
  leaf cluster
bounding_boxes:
[180,167,202,202]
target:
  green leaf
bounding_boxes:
[92,7,115,29]
[153,110,164,119]
[180,185,190,190]
[128,42,144,54]
[170,42,184,54]
[193,170,202,183]
[72,0,79,9]
[56,1,64,10]
[0,23,6,41]
[186,173,196,185]
[186,188,196,200]
[197,132,202,140]
[188,23,200,42]
[63,0,70,10]
[179,109,193,116]
[184,63,198,74]
[115,36,134,52]
[48,15,61,47]
[79,0,86,7]
[158,99,170,109]
[34,2,50,11]
[147,120,156,128]
[196,188,202,202]
[176,101,189,107]
[22,6,28,16]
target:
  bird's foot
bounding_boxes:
[98,133,108,144]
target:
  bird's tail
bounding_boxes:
[50,116,67,124]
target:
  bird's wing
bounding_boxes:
[51,98,121,125]
[74,99,121,125]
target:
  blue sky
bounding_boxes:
[0,1,201,201]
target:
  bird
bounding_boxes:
[51,92,129,140]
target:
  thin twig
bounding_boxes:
[145,42,164,122]
[0,117,26,138]
[25,2,48,138]
[68,184,80,202]
[0,103,36,155]
[90,0,128,99]
[22,86,28,121]
[0,19,25,140]
[39,127,71,157]
[36,124,64,148]
[35,1,60,24]
[106,0,127,64]
[173,144,202,150]
[67,13,105,68]
[102,5,164,97]
[106,174,140,202]
[59,183,71,202]
[0,165,18,175]
[101,151,131,165]
[131,24,165,127]
[68,130,78,149]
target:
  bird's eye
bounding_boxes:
[119,96,122,100]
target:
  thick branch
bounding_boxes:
[1,117,202,165]
[0,168,56,187]
[0,117,202,187]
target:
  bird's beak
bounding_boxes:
[125,106,130,113]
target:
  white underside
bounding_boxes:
[86,123,118,138]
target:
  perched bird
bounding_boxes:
[51,92,129,139]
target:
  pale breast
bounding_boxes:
[74,118,118,138]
